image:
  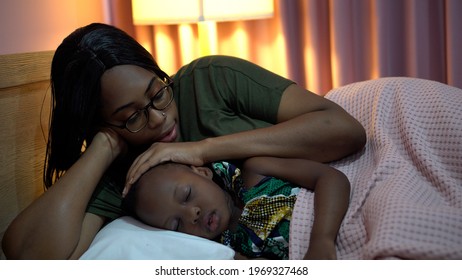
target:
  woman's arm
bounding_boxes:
[242,156,350,260]
[205,84,365,161]
[124,84,365,193]
[2,131,123,259]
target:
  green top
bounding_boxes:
[86,55,294,221]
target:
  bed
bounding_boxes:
[290,77,462,259]
[1,52,461,260]
[0,51,52,259]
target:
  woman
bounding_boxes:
[2,23,365,259]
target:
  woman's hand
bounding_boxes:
[123,141,207,196]
[87,128,128,165]
[92,129,128,163]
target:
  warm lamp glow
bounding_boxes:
[132,0,274,58]
[132,0,274,25]
[197,22,218,55]
[201,0,274,22]
[132,0,201,24]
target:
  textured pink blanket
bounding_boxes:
[289,77,462,259]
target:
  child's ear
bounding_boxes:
[190,166,213,179]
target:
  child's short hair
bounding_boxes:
[121,162,186,218]
[121,176,140,218]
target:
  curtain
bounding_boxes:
[108,0,462,95]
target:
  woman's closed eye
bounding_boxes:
[152,87,167,101]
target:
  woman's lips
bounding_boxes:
[158,124,177,142]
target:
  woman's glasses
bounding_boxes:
[105,76,174,133]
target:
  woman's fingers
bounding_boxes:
[123,142,175,196]
[123,141,206,197]
[123,147,160,197]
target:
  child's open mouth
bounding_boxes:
[205,211,219,232]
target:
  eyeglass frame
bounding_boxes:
[104,75,174,133]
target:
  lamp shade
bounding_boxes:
[132,0,274,25]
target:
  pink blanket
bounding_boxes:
[289,77,462,259]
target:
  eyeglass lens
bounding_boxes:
[125,84,173,132]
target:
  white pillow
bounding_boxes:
[80,216,235,260]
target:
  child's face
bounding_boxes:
[135,164,234,240]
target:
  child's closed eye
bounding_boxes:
[184,186,191,202]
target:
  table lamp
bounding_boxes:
[131,0,274,56]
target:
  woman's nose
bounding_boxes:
[147,107,165,128]
[189,206,201,224]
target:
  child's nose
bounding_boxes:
[190,206,201,224]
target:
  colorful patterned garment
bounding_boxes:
[212,162,300,259]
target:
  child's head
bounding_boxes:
[124,163,234,240]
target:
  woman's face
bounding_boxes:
[135,164,235,240]
[100,65,179,147]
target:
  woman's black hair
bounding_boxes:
[44,23,167,188]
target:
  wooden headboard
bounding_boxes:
[0,51,54,258]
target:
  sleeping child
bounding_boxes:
[123,157,350,260]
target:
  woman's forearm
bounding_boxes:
[2,133,118,259]
[202,108,364,163]
[202,84,365,163]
